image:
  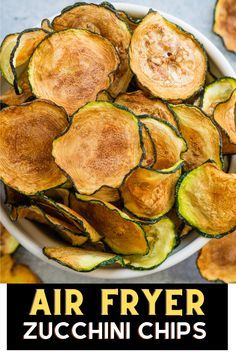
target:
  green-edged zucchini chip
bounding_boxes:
[0,223,19,255]
[29,29,119,115]
[177,162,236,237]
[70,195,148,256]
[120,162,183,221]
[35,196,101,242]
[0,71,33,106]
[201,77,236,116]
[170,104,223,170]
[0,100,68,195]
[140,117,186,170]
[52,3,132,97]
[10,29,48,93]
[10,205,48,224]
[45,215,88,246]
[41,19,54,33]
[52,102,143,195]
[213,90,236,147]
[0,33,18,85]
[141,124,156,168]
[88,187,120,203]
[213,0,236,53]
[115,90,177,127]
[129,11,207,101]
[43,246,122,272]
[124,218,176,270]
[197,231,236,283]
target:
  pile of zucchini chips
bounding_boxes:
[0,2,235,273]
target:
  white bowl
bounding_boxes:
[0,2,235,279]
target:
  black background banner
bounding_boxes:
[7,284,228,350]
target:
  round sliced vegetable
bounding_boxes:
[29,29,119,115]
[53,102,143,195]
[129,11,207,101]
[124,218,176,270]
[0,223,19,255]
[0,100,68,195]
[71,195,148,256]
[43,246,122,272]
[141,124,156,167]
[52,3,132,97]
[201,77,236,116]
[45,215,88,247]
[213,0,236,53]
[197,231,236,283]
[0,255,41,283]
[115,90,177,127]
[120,161,183,221]
[170,104,223,170]
[10,29,48,93]
[141,117,186,170]
[213,90,236,146]
[0,71,33,106]
[0,33,18,85]
[177,162,236,237]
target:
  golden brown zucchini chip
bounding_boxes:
[141,124,156,168]
[0,71,33,106]
[70,195,148,256]
[0,100,68,195]
[129,11,207,101]
[170,105,223,170]
[213,0,236,53]
[29,29,119,115]
[0,223,19,255]
[120,161,183,221]
[197,231,236,283]
[43,247,122,272]
[213,90,236,148]
[115,90,177,127]
[177,162,236,237]
[201,77,236,116]
[35,196,101,242]
[124,218,176,270]
[45,215,88,246]
[52,3,132,97]
[140,117,186,170]
[0,255,41,283]
[53,102,143,195]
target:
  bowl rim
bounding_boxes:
[0,2,235,280]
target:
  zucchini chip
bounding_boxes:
[177,162,236,237]
[170,105,223,170]
[0,71,33,106]
[52,3,132,97]
[129,11,207,101]
[115,90,177,127]
[197,231,236,283]
[0,255,41,283]
[35,196,101,242]
[41,19,54,33]
[0,223,19,255]
[45,215,88,247]
[141,124,156,168]
[0,33,18,84]
[141,117,186,170]
[124,218,176,270]
[0,100,68,195]
[120,162,183,221]
[201,77,236,116]
[213,89,236,147]
[53,102,143,195]
[43,247,122,272]
[71,195,148,256]
[29,29,119,115]
[10,29,48,93]
[213,0,236,53]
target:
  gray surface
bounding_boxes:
[1,0,235,283]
